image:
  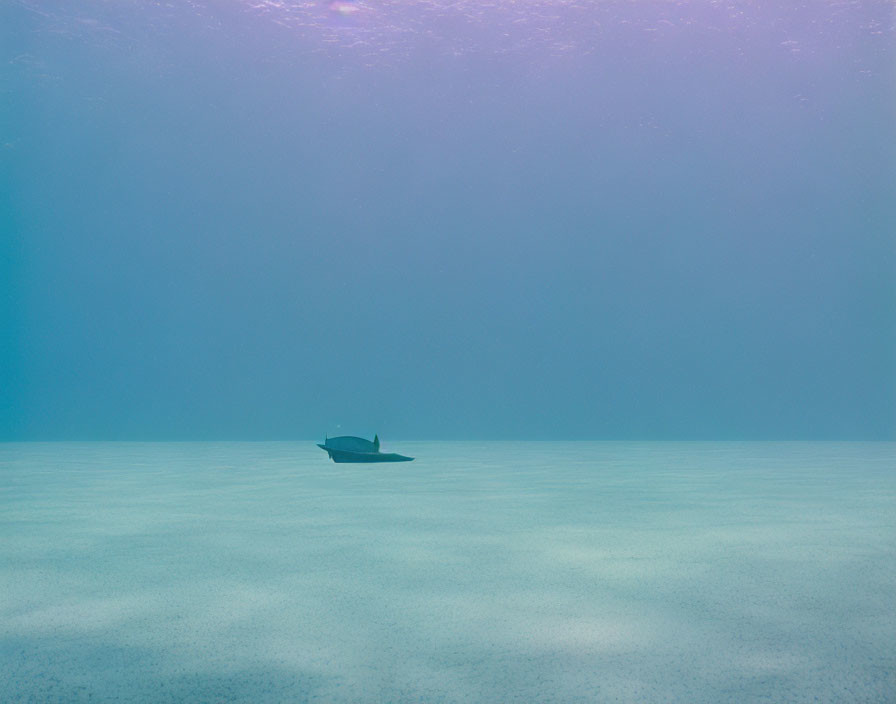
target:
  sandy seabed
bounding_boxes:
[2,441,894,702]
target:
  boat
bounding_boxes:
[317,434,414,463]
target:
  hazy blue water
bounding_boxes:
[2,5,895,700]
[2,442,894,702]
[3,1,895,439]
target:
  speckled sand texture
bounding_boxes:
[2,442,894,702]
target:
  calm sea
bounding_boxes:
[2,441,894,702]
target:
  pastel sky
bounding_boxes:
[2,1,894,439]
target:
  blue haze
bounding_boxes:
[2,1,894,440]
[2,6,896,701]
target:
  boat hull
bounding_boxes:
[318,445,414,463]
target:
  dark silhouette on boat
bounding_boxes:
[318,435,414,463]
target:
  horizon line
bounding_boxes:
[1,437,894,443]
